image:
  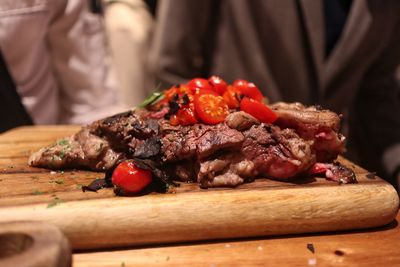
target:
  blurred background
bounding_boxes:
[0,0,399,187]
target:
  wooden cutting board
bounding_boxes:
[0,126,398,250]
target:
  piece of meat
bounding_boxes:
[161,123,244,162]
[198,153,256,188]
[29,109,160,171]
[225,111,260,131]
[29,130,125,171]
[309,162,357,184]
[30,102,350,189]
[197,124,316,188]
[271,102,345,162]
[242,124,315,180]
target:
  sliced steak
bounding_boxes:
[198,124,315,188]
[161,123,244,162]
[29,109,159,171]
[271,102,345,162]
[30,102,350,189]
[29,130,125,171]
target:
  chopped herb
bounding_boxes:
[307,243,315,254]
[47,197,62,208]
[57,139,69,146]
[32,190,44,195]
[366,172,376,179]
[138,85,163,108]
[49,179,64,185]
[76,184,83,189]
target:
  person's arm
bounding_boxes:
[148,0,214,88]
[351,18,400,186]
[47,0,125,124]
[103,0,154,106]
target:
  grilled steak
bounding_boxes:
[198,124,314,188]
[271,102,345,162]
[29,104,350,188]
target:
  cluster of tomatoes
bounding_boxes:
[111,77,279,195]
[152,76,278,126]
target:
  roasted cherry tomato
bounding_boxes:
[193,88,219,96]
[187,78,214,93]
[194,94,229,124]
[170,103,198,126]
[208,76,228,95]
[239,97,277,123]
[152,85,191,110]
[112,161,152,194]
[233,79,264,102]
[222,85,241,109]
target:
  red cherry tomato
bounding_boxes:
[187,78,214,93]
[112,161,152,194]
[192,88,219,96]
[208,76,228,95]
[170,103,198,126]
[222,85,241,109]
[239,97,277,123]
[194,94,229,124]
[233,79,264,102]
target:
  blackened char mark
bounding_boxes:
[102,110,133,125]
[82,178,113,192]
[133,136,161,158]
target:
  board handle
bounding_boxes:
[0,221,71,267]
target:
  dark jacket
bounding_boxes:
[149,0,400,185]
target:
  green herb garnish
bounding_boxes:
[138,84,164,108]
[47,197,62,208]
[49,179,64,185]
[57,139,69,146]
[32,190,44,195]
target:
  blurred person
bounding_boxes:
[103,0,155,107]
[0,0,125,132]
[149,1,400,187]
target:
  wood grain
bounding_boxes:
[0,126,398,250]
[73,214,400,267]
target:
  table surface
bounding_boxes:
[73,213,400,267]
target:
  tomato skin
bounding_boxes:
[233,79,264,102]
[187,78,214,93]
[208,76,228,95]
[193,88,219,96]
[194,94,229,125]
[222,85,241,109]
[170,103,198,126]
[112,161,152,194]
[239,97,277,123]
